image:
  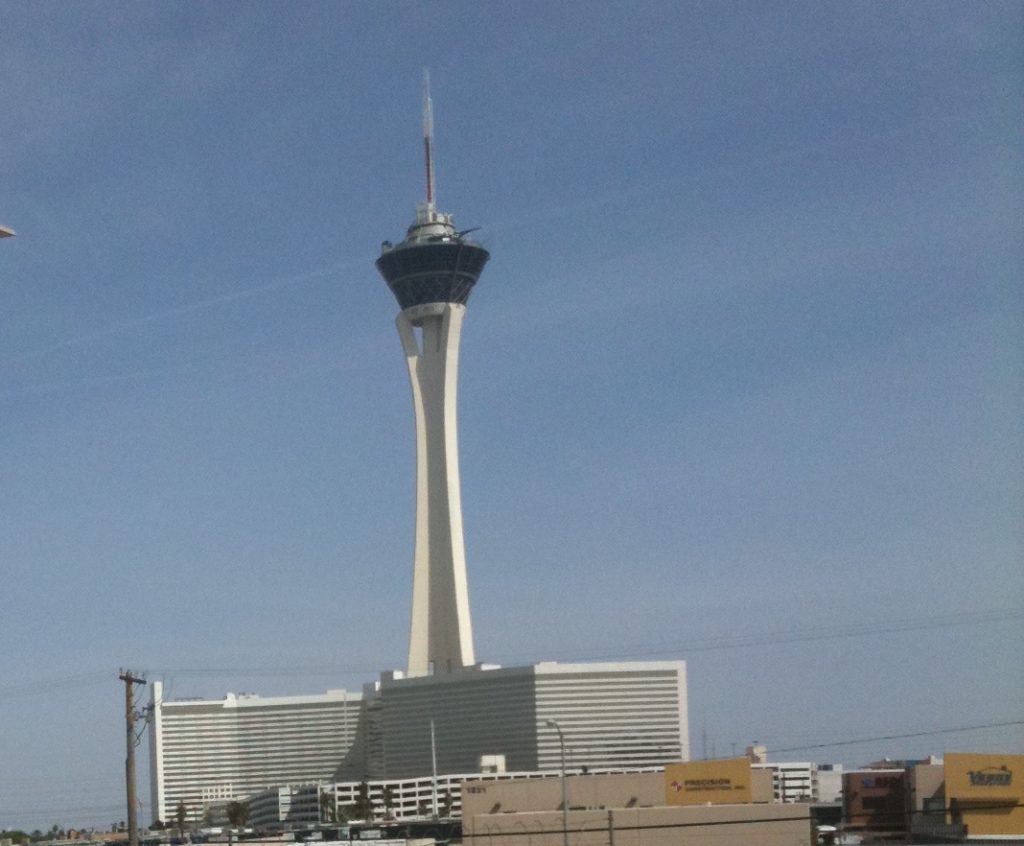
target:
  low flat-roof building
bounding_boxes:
[842,768,907,837]
[753,762,815,803]
[249,766,667,830]
[462,760,809,846]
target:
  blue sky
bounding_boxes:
[1,0,1021,831]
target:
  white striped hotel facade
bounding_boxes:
[373,661,688,777]
[149,681,362,824]
[149,661,688,823]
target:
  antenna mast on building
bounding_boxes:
[423,68,435,208]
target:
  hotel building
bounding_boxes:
[150,660,688,822]
[148,681,362,824]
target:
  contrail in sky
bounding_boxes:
[1,255,372,368]
[4,101,983,371]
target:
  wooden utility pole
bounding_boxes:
[120,670,147,846]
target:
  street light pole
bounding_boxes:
[545,719,569,846]
[430,718,439,818]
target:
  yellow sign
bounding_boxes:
[944,753,1024,837]
[946,753,1023,798]
[664,758,752,806]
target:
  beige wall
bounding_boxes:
[752,768,774,803]
[465,803,811,846]
[463,762,774,821]
[461,773,665,819]
[907,763,944,813]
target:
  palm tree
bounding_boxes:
[353,782,373,821]
[174,801,188,841]
[226,801,249,828]
[225,801,249,846]
[318,790,335,824]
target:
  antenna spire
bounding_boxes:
[423,68,435,207]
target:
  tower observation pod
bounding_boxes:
[375,73,490,677]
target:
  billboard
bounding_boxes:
[664,758,752,806]
[945,752,1023,799]
[944,753,1024,837]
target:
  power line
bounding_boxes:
[134,606,1024,681]
[0,672,110,701]
[769,720,1024,755]
[0,802,125,816]
[1,608,1017,700]
[486,606,1024,666]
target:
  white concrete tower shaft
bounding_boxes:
[398,302,473,675]
[375,73,490,677]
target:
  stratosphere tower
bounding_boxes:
[375,73,490,677]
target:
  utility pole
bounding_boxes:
[120,670,147,846]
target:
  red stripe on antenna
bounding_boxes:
[424,137,434,205]
[423,68,435,206]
